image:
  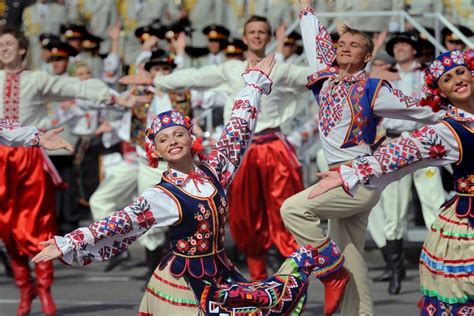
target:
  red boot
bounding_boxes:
[310,239,350,316]
[320,267,351,316]
[11,257,37,316]
[35,261,57,316]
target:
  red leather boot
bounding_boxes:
[11,257,37,316]
[311,238,351,316]
[320,267,351,316]
[34,261,57,316]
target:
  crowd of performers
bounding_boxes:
[1,1,473,315]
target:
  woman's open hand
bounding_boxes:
[39,128,74,152]
[31,240,61,263]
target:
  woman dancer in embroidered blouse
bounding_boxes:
[32,55,334,315]
[308,49,474,315]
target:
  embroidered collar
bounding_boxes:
[164,165,210,192]
[445,105,474,123]
[329,68,368,84]
[343,69,367,82]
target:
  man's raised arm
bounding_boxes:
[299,0,336,73]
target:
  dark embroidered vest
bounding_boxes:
[443,118,474,227]
[130,90,193,148]
[307,68,384,148]
[157,165,233,278]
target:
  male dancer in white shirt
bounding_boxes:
[280,2,443,315]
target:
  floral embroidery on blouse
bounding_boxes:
[353,158,375,184]
[412,126,448,159]
[341,120,459,193]
[365,125,447,176]
[165,167,210,188]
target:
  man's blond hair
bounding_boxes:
[340,25,374,54]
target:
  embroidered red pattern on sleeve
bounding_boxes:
[205,97,257,189]
[353,125,448,183]
[64,196,156,264]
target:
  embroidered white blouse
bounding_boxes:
[0,119,40,147]
[339,106,472,194]
[300,7,443,165]
[53,70,272,265]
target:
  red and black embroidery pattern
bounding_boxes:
[3,72,21,121]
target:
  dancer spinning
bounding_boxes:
[309,49,474,315]
[33,55,328,315]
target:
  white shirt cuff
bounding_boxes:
[53,236,74,266]
[339,165,360,196]
[242,70,273,95]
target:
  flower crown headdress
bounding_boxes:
[420,49,474,112]
[144,110,203,168]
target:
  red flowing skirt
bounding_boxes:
[0,145,57,257]
[229,136,303,257]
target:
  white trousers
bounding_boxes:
[368,166,445,248]
[89,158,168,250]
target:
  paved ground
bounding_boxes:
[0,241,423,316]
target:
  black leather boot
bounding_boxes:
[373,245,406,282]
[373,246,390,282]
[387,239,405,295]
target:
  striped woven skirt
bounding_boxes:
[138,263,200,315]
[419,204,474,315]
